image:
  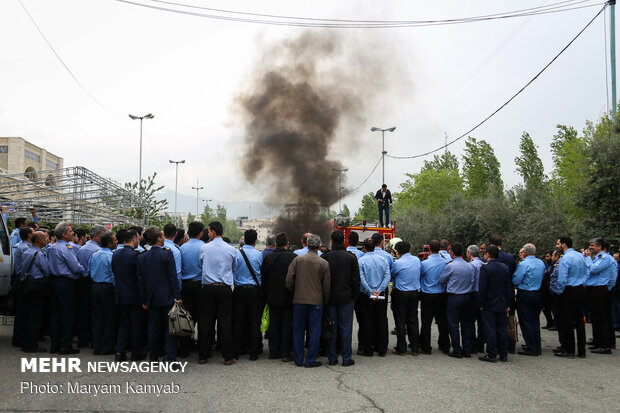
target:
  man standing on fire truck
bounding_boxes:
[375,184,393,228]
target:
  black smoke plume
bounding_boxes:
[236,31,396,245]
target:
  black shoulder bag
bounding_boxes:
[21,251,48,295]
[239,249,261,287]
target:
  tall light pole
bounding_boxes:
[370,126,396,185]
[201,198,212,219]
[332,167,348,213]
[191,178,203,220]
[169,160,185,219]
[129,113,154,187]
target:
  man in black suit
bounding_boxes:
[261,232,297,361]
[375,184,393,228]
[137,227,182,361]
[112,229,145,361]
[489,235,516,353]
[478,244,513,363]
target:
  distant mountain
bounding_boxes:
[155,189,282,219]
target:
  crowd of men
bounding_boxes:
[8,213,620,366]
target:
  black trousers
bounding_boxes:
[357,293,388,354]
[419,292,450,353]
[12,281,24,347]
[148,305,176,361]
[179,279,202,355]
[199,285,234,361]
[76,276,91,347]
[391,289,420,352]
[116,304,145,357]
[20,285,48,351]
[50,276,77,351]
[559,286,586,355]
[541,288,554,326]
[516,289,542,353]
[91,283,116,354]
[586,286,612,349]
[268,304,292,357]
[232,286,264,358]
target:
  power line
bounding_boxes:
[112,0,604,28]
[18,0,115,116]
[347,156,383,195]
[386,4,607,160]
[143,0,590,24]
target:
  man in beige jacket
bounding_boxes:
[286,234,331,367]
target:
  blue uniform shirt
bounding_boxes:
[420,254,447,294]
[556,248,587,293]
[346,246,364,260]
[8,216,38,248]
[469,257,484,292]
[77,240,101,277]
[374,247,394,270]
[20,246,48,280]
[164,239,182,289]
[439,250,452,263]
[14,241,31,277]
[200,237,237,285]
[549,265,561,295]
[234,245,263,286]
[48,240,85,280]
[262,248,275,258]
[513,255,545,291]
[439,256,474,294]
[585,252,618,289]
[89,248,115,285]
[180,238,205,281]
[295,246,322,256]
[358,251,391,295]
[391,253,421,291]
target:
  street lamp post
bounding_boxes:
[370,126,396,185]
[332,167,348,213]
[201,198,212,219]
[191,178,204,220]
[129,113,154,187]
[169,160,185,220]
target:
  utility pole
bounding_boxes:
[370,126,396,185]
[169,160,185,221]
[191,178,203,221]
[444,132,448,154]
[128,113,154,188]
[611,1,617,127]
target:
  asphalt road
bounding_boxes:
[1,316,619,413]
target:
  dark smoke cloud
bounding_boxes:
[235,30,401,244]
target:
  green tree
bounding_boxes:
[354,192,379,222]
[341,204,351,217]
[187,212,195,223]
[396,168,463,212]
[515,132,546,189]
[422,151,459,173]
[123,172,168,224]
[462,137,503,198]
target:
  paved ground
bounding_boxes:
[1,316,619,413]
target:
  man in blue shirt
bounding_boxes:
[198,221,237,365]
[4,207,38,248]
[233,229,264,361]
[295,233,322,257]
[18,230,49,353]
[178,221,205,358]
[111,229,144,362]
[12,227,34,348]
[357,237,391,356]
[585,238,618,354]
[372,233,394,270]
[467,244,485,353]
[439,242,475,358]
[346,232,364,259]
[48,222,85,354]
[163,224,182,289]
[89,232,117,356]
[513,243,545,356]
[263,234,276,258]
[439,239,452,262]
[75,225,106,349]
[419,239,450,355]
[554,235,587,358]
[390,241,421,355]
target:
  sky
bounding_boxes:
[0,0,614,217]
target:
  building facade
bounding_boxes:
[0,137,63,183]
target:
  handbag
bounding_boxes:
[321,315,334,342]
[507,313,519,344]
[168,299,195,337]
[240,249,269,332]
[21,251,48,295]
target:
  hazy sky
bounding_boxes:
[0,0,613,215]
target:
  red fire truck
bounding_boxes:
[332,216,396,248]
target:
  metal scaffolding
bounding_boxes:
[0,166,148,227]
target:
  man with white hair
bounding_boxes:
[513,243,545,356]
[286,234,330,368]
